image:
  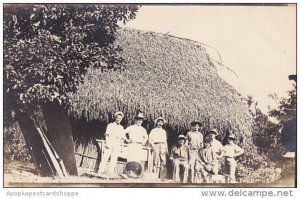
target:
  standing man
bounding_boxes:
[124,113,148,164]
[224,132,244,183]
[206,129,225,174]
[149,117,168,179]
[170,135,190,183]
[98,111,125,176]
[186,120,203,183]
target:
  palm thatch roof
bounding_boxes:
[70,28,254,146]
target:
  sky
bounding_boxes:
[121,5,296,112]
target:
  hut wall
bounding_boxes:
[71,118,107,170]
[42,103,78,175]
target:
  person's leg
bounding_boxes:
[159,144,167,179]
[173,159,180,182]
[108,146,120,175]
[189,150,198,183]
[212,162,219,175]
[203,164,214,183]
[182,161,189,183]
[194,160,204,183]
[153,144,160,173]
[99,147,112,174]
[228,158,237,182]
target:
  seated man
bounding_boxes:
[194,130,225,183]
[170,135,190,183]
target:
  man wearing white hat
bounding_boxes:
[186,120,204,183]
[124,113,148,163]
[170,135,190,183]
[99,111,125,176]
[207,129,225,173]
[149,117,168,178]
[224,132,244,183]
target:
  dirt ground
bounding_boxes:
[4,160,171,187]
[4,160,295,187]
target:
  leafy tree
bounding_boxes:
[244,82,296,158]
[244,96,280,157]
[4,4,139,176]
[4,4,138,116]
[269,84,296,152]
[268,84,296,125]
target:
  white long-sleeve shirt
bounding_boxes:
[105,122,125,147]
[149,127,167,144]
[124,124,148,145]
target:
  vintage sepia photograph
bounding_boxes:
[2,3,296,187]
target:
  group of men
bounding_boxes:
[98,111,244,183]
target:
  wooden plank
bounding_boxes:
[75,152,98,159]
[95,139,153,172]
[36,128,65,178]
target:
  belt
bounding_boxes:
[154,142,165,144]
[131,142,143,144]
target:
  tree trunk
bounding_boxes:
[42,103,78,175]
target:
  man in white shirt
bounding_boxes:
[224,133,244,183]
[170,135,190,183]
[149,117,168,178]
[99,111,125,176]
[194,130,225,183]
[204,129,225,175]
[186,120,203,183]
[124,113,148,163]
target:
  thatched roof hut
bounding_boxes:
[70,28,253,146]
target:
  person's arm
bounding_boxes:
[199,133,204,149]
[148,130,154,145]
[142,129,148,145]
[123,126,131,143]
[234,145,244,157]
[164,130,169,155]
[104,124,112,148]
[120,127,126,147]
[185,132,190,146]
[169,147,175,161]
[187,146,191,162]
[217,142,225,159]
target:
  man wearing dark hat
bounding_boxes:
[124,113,148,163]
[149,117,168,178]
[186,120,204,183]
[224,132,244,183]
[99,111,125,176]
[170,135,190,183]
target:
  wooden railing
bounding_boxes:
[75,139,154,174]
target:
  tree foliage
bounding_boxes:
[244,83,296,156]
[268,84,296,125]
[4,4,139,118]
[269,84,296,152]
[244,96,280,155]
